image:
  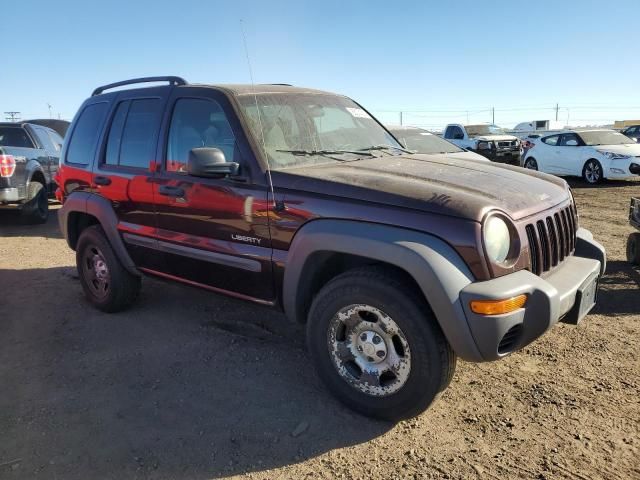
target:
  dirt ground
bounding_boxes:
[1,178,639,480]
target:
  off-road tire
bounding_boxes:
[306,266,456,421]
[76,225,141,312]
[582,159,603,185]
[20,181,48,224]
[627,232,640,265]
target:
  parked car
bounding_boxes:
[627,197,640,264]
[522,129,640,184]
[0,122,63,222]
[443,123,520,164]
[387,125,488,161]
[620,125,640,143]
[57,76,606,421]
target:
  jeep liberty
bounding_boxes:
[57,77,606,420]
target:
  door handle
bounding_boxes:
[158,185,185,197]
[94,176,111,186]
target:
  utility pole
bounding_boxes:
[47,103,53,118]
[492,107,495,124]
[4,111,20,122]
[555,103,559,121]
[399,111,403,126]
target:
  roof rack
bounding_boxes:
[92,76,187,96]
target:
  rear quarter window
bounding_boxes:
[65,103,109,165]
[0,127,35,148]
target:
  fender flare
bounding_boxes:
[25,160,49,185]
[58,192,141,276]
[282,219,483,361]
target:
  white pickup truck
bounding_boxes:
[443,123,520,164]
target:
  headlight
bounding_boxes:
[596,150,631,160]
[477,141,491,150]
[483,216,511,263]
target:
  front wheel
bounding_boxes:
[524,157,538,170]
[306,267,456,421]
[582,159,603,185]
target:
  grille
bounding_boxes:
[525,205,577,276]
[497,140,517,148]
[498,324,524,354]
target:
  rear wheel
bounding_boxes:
[627,232,640,265]
[582,159,603,185]
[20,181,48,224]
[76,225,141,312]
[306,266,455,421]
[524,157,538,170]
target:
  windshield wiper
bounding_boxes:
[276,149,375,158]
[359,144,415,155]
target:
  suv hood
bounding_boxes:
[472,134,518,141]
[274,154,569,222]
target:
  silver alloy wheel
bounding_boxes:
[585,160,601,183]
[82,245,110,298]
[327,304,411,396]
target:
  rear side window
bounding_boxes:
[0,127,35,148]
[47,130,64,151]
[541,135,560,146]
[33,127,57,152]
[104,99,162,169]
[66,103,108,165]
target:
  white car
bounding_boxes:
[522,129,640,184]
[387,126,489,162]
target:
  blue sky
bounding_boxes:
[3,0,639,129]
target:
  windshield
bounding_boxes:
[465,124,506,136]
[578,130,636,146]
[391,129,463,154]
[238,93,401,169]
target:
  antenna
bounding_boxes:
[240,19,278,210]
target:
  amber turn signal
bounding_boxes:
[470,294,527,315]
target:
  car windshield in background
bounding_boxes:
[579,130,636,146]
[465,124,505,136]
[238,94,402,169]
[391,129,463,154]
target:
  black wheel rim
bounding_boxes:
[525,159,537,170]
[82,245,110,299]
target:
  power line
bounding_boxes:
[4,111,20,122]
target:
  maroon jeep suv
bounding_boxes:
[57,77,606,420]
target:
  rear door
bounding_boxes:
[92,88,169,271]
[151,87,275,303]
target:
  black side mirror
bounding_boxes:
[187,147,239,178]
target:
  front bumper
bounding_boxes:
[458,228,605,361]
[606,161,640,179]
[475,148,521,164]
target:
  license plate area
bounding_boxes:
[562,273,599,325]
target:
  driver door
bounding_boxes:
[151,88,275,302]
[551,133,582,175]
